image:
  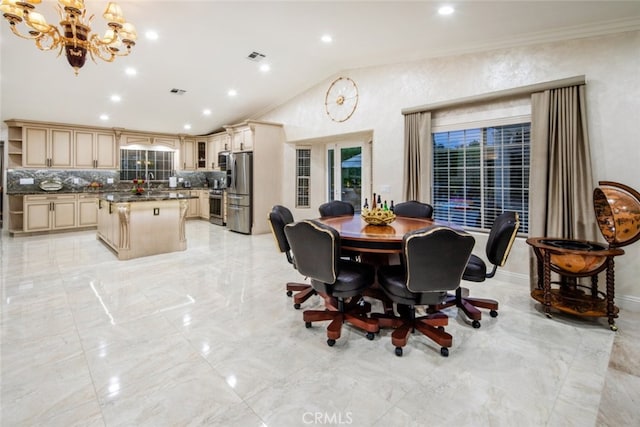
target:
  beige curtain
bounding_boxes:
[529,85,598,288]
[403,112,431,201]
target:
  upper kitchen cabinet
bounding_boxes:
[181,137,197,170]
[196,139,208,169]
[24,126,73,168]
[206,132,231,170]
[5,119,120,169]
[230,126,254,152]
[75,131,118,169]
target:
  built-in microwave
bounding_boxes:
[218,151,230,171]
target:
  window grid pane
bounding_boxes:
[432,123,529,233]
[120,149,175,182]
[296,148,311,208]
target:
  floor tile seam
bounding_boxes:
[61,281,108,427]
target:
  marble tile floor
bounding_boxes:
[1,220,638,427]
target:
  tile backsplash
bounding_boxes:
[6,169,226,194]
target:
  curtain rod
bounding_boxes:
[401,75,586,115]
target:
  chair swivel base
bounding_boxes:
[303,309,379,346]
[372,311,451,357]
[436,287,499,329]
[286,282,317,309]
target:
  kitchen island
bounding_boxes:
[96,192,196,260]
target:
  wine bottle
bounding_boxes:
[383,200,388,211]
[377,194,382,205]
[390,200,395,212]
[363,198,369,209]
[372,193,377,209]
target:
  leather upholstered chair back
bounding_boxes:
[268,205,293,260]
[404,226,475,293]
[318,200,355,217]
[484,211,520,268]
[393,201,433,219]
[285,220,340,285]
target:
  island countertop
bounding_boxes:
[97,192,198,203]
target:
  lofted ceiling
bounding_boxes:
[1,0,640,136]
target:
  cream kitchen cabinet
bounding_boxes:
[196,139,209,169]
[231,127,253,152]
[186,191,200,218]
[24,126,73,168]
[181,138,197,170]
[74,131,118,169]
[78,194,98,227]
[207,132,231,170]
[199,190,210,220]
[24,194,77,232]
[96,199,120,250]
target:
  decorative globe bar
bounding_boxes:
[527,181,640,330]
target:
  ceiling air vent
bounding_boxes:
[169,88,187,95]
[247,51,266,62]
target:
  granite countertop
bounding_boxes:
[7,188,208,196]
[98,192,198,203]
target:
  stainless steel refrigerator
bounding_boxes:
[226,152,253,234]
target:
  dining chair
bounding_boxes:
[268,205,316,309]
[318,200,355,217]
[318,200,359,260]
[393,200,433,219]
[436,211,520,328]
[284,219,379,346]
[374,225,474,357]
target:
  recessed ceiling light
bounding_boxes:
[228,89,237,97]
[321,34,333,43]
[259,63,270,72]
[438,5,455,15]
[125,67,137,76]
[145,30,158,40]
[110,94,121,102]
[203,109,211,116]
[100,114,109,121]
[184,124,192,130]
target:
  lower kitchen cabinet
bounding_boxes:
[187,191,200,218]
[24,194,77,232]
[199,190,210,220]
[78,195,98,227]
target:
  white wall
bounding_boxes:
[259,31,640,310]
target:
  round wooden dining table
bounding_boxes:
[316,215,437,254]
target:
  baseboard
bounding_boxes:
[495,270,640,313]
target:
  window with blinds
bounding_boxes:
[432,122,530,233]
[296,148,311,208]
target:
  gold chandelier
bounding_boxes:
[0,0,136,75]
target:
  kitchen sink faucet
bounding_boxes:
[146,172,154,191]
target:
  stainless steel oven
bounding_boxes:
[209,189,224,225]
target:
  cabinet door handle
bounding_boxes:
[240,142,244,151]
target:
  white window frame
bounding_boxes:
[295,147,311,208]
[431,115,530,233]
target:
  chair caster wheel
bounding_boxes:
[395,347,403,357]
[545,312,553,319]
[294,303,301,309]
[437,326,445,332]
[305,322,312,328]
[490,310,498,318]
[472,320,481,329]
[286,290,293,297]
[366,332,375,341]
[440,347,449,357]
[327,339,336,347]
[610,324,618,331]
